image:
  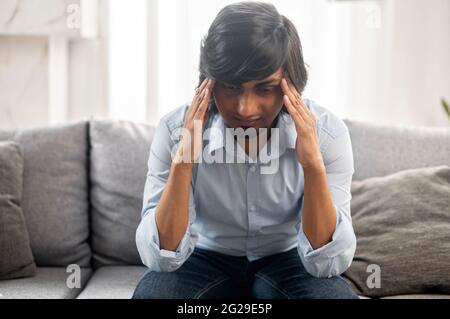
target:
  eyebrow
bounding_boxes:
[254,77,282,86]
[223,77,282,87]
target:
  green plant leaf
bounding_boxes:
[442,98,450,120]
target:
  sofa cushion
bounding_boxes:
[344,120,450,180]
[0,267,92,299]
[0,123,91,267]
[0,141,36,279]
[89,121,155,267]
[76,266,146,299]
[344,166,450,298]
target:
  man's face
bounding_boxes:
[213,68,285,130]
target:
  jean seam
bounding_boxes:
[193,277,230,299]
[255,273,291,299]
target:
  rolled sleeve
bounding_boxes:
[296,127,357,278]
[135,117,197,272]
[136,207,197,272]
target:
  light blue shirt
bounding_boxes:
[136,99,357,278]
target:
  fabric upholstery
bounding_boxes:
[0,141,36,279]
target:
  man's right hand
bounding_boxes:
[155,78,215,252]
[175,78,215,164]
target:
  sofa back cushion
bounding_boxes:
[89,120,154,267]
[344,120,450,181]
[0,123,91,267]
[0,141,36,279]
[345,165,450,297]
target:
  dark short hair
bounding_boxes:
[197,1,308,111]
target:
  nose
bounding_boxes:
[236,92,259,119]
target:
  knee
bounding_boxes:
[306,277,359,299]
[252,274,359,299]
[132,270,175,299]
[132,271,156,299]
[132,269,232,299]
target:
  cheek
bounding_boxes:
[213,99,231,122]
[213,89,237,112]
[263,92,284,115]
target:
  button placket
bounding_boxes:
[246,164,259,251]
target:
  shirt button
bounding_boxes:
[250,165,256,172]
[250,204,256,211]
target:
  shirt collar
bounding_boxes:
[204,113,226,154]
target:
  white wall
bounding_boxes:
[154,0,450,127]
[0,0,449,129]
[341,0,450,127]
[0,36,49,129]
[0,0,105,130]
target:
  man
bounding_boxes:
[133,1,358,299]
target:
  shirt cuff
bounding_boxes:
[297,205,356,278]
[297,205,341,259]
[136,209,193,271]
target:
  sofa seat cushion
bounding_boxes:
[0,267,92,299]
[76,266,147,299]
[0,123,91,267]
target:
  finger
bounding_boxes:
[201,90,211,123]
[281,79,301,117]
[285,78,312,116]
[194,88,210,120]
[206,79,216,103]
[207,79,216,91]
[191,78,209,109]
[189,78,210,118]
[201,79,215,107]
[283,94,305,129]
[297,97,313,121]
[281,78,297,104]
[196,77,210,96]
[282,78,311,120]
[283,93,302,120]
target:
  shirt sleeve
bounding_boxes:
[296,127,357,278]
[135,118,198,272]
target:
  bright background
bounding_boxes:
[1,0,449,129]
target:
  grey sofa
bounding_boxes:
[0,119,449,299]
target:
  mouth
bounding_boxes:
[234,117,261,127]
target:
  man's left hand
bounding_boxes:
[281,77,324,172]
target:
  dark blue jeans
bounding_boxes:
[132,247,358,299]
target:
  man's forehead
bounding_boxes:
[254,68,284,83]
[231,69,284,86]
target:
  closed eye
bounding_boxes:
[257,86,276,93]
[224,84,238,90]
